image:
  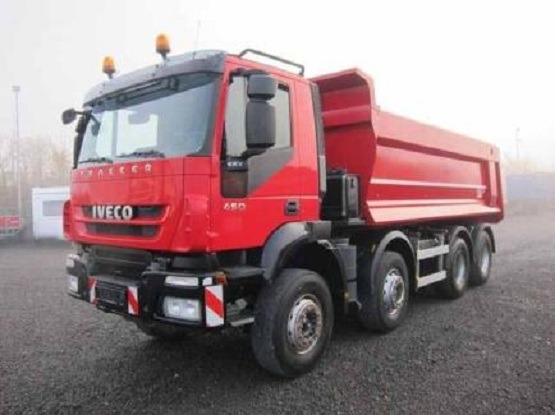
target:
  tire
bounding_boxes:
[136,321,190,341]
[438,237,470,299]
[251,268,334,378]
[357,251,410,333]
[470,231,493,286]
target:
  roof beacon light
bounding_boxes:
[102,56,116,79]
[156,34,170,60]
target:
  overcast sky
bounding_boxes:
[1,0,554,170]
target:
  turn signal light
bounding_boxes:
[63,200,71,238]
[214,272,227,285]
[156,33,170,59]
[102,56,116,78]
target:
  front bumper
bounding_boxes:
[65,254,225,328]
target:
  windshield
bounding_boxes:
[78,72,220,164]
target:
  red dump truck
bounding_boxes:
[62,37,504,377]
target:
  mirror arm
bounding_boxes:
[73,133,83,168]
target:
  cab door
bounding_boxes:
[211,72,301,251]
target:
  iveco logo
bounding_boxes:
[91,205,134,220]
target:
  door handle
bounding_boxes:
[285,199,299,216]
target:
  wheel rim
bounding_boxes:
[287,294,323,355]
[454,252,467,289]
[383,268,406,317]
[480,243,491,276]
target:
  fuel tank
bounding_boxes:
[312,69,504,226]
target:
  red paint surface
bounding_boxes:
[311,68,503,226]
[66,56,503,255]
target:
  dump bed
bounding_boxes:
[312,69,504,226]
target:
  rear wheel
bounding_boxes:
[251,268,334,378]
[438,237,470,299]
[357,251,410,332]
[470,231,493,286]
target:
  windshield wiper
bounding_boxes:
[79,156,113,164]
[117,150,166,159]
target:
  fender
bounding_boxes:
[447,226,474,249]
[470,224,496,258]
[448,225,473,258]
[261,221,331,281]
[448,225,472,244]
[369,231,416,290]
[315,238,356,289]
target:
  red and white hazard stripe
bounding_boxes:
[205,285,224,327]
[88,278,97,304]
[127,286,139,316]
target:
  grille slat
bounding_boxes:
[86,223,158,237]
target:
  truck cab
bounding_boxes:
[66,50,323,252]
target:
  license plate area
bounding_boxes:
[95,282,127,312]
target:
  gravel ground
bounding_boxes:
[1,211,554,414]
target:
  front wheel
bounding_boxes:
[251,268,334,378]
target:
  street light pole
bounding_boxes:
[515,127,521,161]
[12,85,22,222]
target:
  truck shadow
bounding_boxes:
[86,325,286,410]
[86,289,460,408]
[332,288,452,341]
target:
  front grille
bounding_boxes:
[82,205,164,219]
[92,245,152,266]
[89,245,152,278]
[86,223,158,238]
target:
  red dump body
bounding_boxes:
[312,69,504,227]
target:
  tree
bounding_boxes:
[0,134,71,217]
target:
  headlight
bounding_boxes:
[67,275,79,293]
[66,257,75,268]
[162,297,201,322]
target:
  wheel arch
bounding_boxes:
[260,221,332,281]
[476,224,496,253]
[484,227,496,253]
[449,225,473,263]
[260,222,346,314]
[284,241,346,313]
[468,223,496,267]
[368,230,417,292]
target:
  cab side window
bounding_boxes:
[224,76,291,157]
[272,85,291,149]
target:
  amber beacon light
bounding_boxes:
[102,56,116,79]
[156,34,171,59]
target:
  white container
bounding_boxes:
[32,186,69,239]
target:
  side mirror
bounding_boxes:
[245,74,277,151]
[62,108,77,125]
[247,74,277,100]
[246,102,276,150]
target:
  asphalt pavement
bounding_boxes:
[1,209,554,414]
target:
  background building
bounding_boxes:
[31,186,69,239]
